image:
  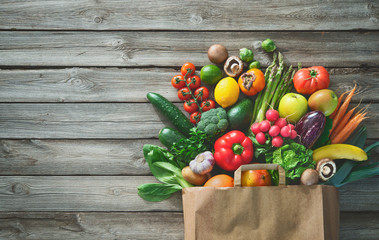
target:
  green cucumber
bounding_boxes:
[147,92,193,136]
[159,127,186,149]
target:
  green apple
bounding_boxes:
[278,93,308,123]
[308,89,338,116]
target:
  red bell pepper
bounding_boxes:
[214,130,254,171]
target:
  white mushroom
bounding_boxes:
[316,158,337,182]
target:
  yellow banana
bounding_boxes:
[313,144,367,163]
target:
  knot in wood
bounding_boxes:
[94,17,102,23]
[12,183,30,195]
[190,14,203,24]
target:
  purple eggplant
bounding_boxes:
[295,111,326,148]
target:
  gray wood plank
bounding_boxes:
[0,212,184,240]
[1,31,378,67]
[0,176,378,212]
[0,0,377,31]
[1,139,378,176]
[0,68,378,103]
[0,212,378,240]
[0,139,155,176]
[1,103,378,139]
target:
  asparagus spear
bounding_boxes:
[255,53,284,123]
[266,52,284,106]
[255,65,278,123]
[252,53,277,122]
[270,65,293,108]
[275,71,295,109]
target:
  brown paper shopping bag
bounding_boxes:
[182,164,340,240]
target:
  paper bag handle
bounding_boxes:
[234,164,286,187]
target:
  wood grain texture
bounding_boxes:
[1,139,378,176]
[0,212,378,240]
[1,103,378,139]
[0,139,155,176]
[1,31,378,67]
[0,176,378,212]
[0,0,378,31]
[0,67,378,103]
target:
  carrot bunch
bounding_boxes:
[329,84,369,144]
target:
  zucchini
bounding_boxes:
[159,127,186,149]
[147,92,193,136]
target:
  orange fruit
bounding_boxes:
[204,174,234,187]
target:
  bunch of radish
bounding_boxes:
[251,109,297,147]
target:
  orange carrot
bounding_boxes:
[329,84,357,135]
[330,106,358,139]
[329,90,349,119]
[331,112,368,144]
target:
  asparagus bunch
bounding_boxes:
[252,52,296,124]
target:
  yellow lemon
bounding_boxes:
[214,77,240,108]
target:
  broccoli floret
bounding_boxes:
[197,120,206,132]
[217,108,227,119]
[196,107,229,137]
[211,116,219,124]
[204,124,218,136]
[217,119,228,132]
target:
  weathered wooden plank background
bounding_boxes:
[0,0,378,239]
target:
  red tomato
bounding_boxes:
[293,66,330,95]
[190,112,201,124]
[178,87,191,101]
[181,62,196,77]
[194,87,209,101]
[186,75,201,90]
[171,75,186,89]
[184,99,199,114]
[200,99,216,112]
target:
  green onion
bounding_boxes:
[338,163,379,187]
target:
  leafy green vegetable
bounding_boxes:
[324,127,367,187]
[143,144,179,184]
[170,128,213,168]
[345,126,367,148]
[338,162,379,187]
[138,183,182,202]
[364,141,379,154]
[267,142,315,184]
[139,144,193,202]
[154,162,193,188]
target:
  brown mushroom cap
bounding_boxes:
[316,158,336,181]
[300,169,319,186]
[224,56,244,78]
[208,44,228,64]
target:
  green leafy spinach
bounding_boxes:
[138,144,193,202]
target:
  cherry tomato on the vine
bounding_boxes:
[184,99,199,114]
[186,75,201,90]
[178,87,192,101]
[171,75,186,89]
[190,112,201,124]
[200,99,216,112]
[181,62,196,77]
[194,86,209,101]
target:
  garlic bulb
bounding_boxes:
[189,151,215,175]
